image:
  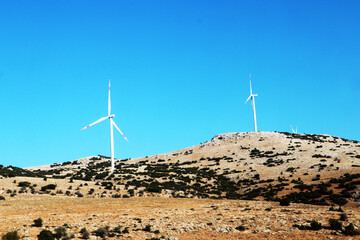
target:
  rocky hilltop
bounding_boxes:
[8,131,360,204]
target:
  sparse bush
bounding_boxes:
[310,220,322,230]
[329,219,342,230]
[113,226,122,233]
[343,223,360,236]
[340,213,348,221]
[54,227,66,239]
[2,231,20,240]
[112,194,121,198]
[37,230,54,240]
[235,225,245,231]
[18,181,31,188]
[33,217,43,227]
[0,196,5,200]
[75,192,83,197]
[93,227,107,238]
[79,228,89,239]
[41,184,56,192]
[279,198,290,206]
[143,224,151,232]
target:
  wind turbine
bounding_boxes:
[290,125,298,134]
[245,73,258,132]
[81,80,128,172]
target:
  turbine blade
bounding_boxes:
[290,125,295,133]
[81,116,108,130]
[112,119,129,142]
[108,79,111,116]
[245,95,251,104]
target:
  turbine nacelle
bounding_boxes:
[108,114,115,118]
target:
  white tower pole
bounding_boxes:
[252,97,257,132]
[109,80,115,172]
[110,118,115,171]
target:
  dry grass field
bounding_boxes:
[1,196,360,239]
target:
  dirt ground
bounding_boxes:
[1,196,360,239]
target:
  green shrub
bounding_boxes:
[33,218,43,227]
[93,228,107,238]
[235,225,245,231]
[79,228,89,239]
[143,224,151,232]
[343,223,360,236]
[40,184,56,192]
[2,231,20,240]
[279,198,290,206]
[0,196,5,200]
[18,181,31,188]
[329,219,342,230]
[75,192,83,197]
[340,213,348,221]
[37,230,54,240]
[294,219,322,231]
[113,226,122,233]
[54,227,66,239]
[309,220,322,230]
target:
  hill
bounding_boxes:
[11,131,360,205]
[1,131,360,239]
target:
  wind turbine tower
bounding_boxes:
[81,80,129,171]
[245,73,258,132]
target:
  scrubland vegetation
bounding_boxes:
[1,132,359,239]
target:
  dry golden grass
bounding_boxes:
[1,196,360,239]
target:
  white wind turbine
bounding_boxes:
[81,80,128,172]
[290,125,298,134]
[245,73,258,132]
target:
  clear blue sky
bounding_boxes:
[0,1,359,168]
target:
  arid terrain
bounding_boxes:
[1,132,360,239]
[1,196,360,239]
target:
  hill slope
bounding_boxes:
[1,132,360,239]
[4,132,355,206]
